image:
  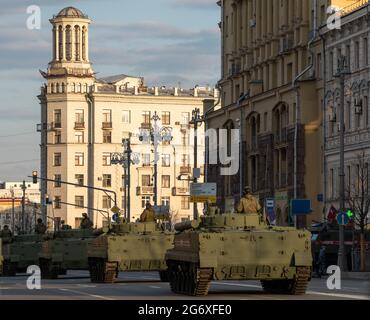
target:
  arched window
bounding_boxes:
[57,83,62,93]
[65,25,72,61]
[58,26,63,60]
[82,27,87,60]
[74,26,80,61]
[51,83,55,93]
[61,83,65,93]
[77,83,81,93]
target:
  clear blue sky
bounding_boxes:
[0,0,220,181]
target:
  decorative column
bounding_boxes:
[62,26,66,61]
[71,25,75,62]
[85,28,89,61]
[54,27,59,61]
[79,27,83,61]
[256,0,261,40]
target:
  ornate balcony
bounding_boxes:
[102,122,112,129]
[74,122,85,130]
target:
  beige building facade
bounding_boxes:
[38,7,218,228]
[207,0,360,227]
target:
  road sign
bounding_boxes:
[291,199,312,215]
[317,194,324,202]
[337,212,349,225]
[111,206,120,214]
[265,198,276,224]
[112,213,119,222]
[190,183,217,203]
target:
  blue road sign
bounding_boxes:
[337,212,349,226]
[112,213,118,222]
[291,199,312,215]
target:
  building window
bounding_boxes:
[102,153,111,166]
[346,45,351,71]
[364,38,368,67]
[103,131,112,143]
[75,109,84,123]
[54,131,61,144]
[142,175,151,187]
[75,174,84,186]
[355,41,360,69]
[54,174,61,188]
[264,112,268,132]
[181,112,190,125]
[142,111,151,124]
[54,153,61,166]
[181,196,190,210]
[142,153,151,166]
[54,196,61,209]
[66,25,72,60]
[329,51,334,77]
[122,110,131,123]
[102,195,111,209]
[161,196,170,207]
[75,152,84,166]
[102,174,112,188]
[141,196,151,208]
[162,175,170,188]
[75,196,84,208]
[103,109,112,123]
[162,154,170,167]
[317,53,322,78]
[162,111,170,125]
[75,132,84,143]
[287,63,293,83]
[54,109,61,127]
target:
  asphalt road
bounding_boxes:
[0,271,369,300]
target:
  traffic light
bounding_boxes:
[346,209,354,219]
[32,170,38,184]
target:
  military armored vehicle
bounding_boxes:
[1,234,45,276]
[165,209,312,296]
[87,221,174,283]
[39,228,98,279]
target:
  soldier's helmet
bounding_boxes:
[82,213,88,218]
[37,218,42,223]
[3,225,9,230]
[244,186,252,194]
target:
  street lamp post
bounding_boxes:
[139,112,173,208]
[335,54,350,272]
[190,108,203,220]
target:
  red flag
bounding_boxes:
[327,205,338,221]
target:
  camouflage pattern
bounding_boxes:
[87,221,174,283]
[80,217,93,229]
[35,222,47,234]
[165,208,312,296]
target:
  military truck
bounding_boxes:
[1,234,45,276]
[165,209,312,296]
[39,228,98,279]
[87,221,174,283]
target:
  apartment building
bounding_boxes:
[38,7,218,228]
[320,1,370,213]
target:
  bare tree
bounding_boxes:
[345,150,369,272]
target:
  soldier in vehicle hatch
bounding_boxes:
[80,213,93,229]
[0,225,13,243]
[236,186,261,214]
[140,202,156,223]
[35,218,47,234]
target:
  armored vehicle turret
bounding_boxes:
[165,209,312,296]
[2,234,45,276]
[87,221,174,283]
[39,228,98,279]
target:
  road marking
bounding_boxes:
[59,288,116,300]
[76,284,97,288]
[149,286,161,289]
[307,291,370,300]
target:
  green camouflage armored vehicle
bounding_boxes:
[1,234,45,276]
[165,210,312,296]
[87,221,174,283]
[39,229,98,279]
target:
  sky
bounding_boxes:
[0,0,220,182]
